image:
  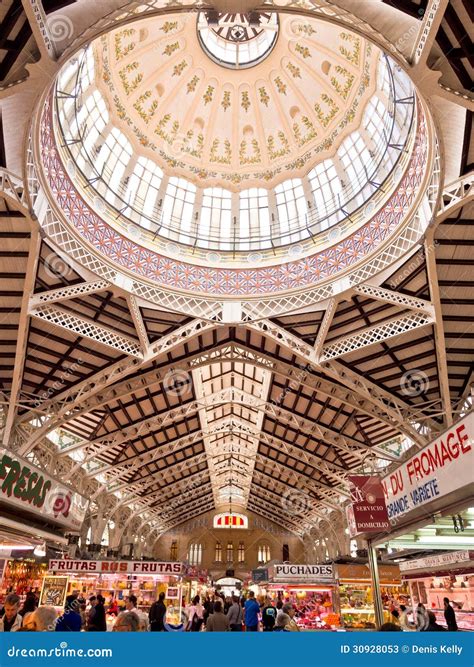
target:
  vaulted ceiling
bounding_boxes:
[0,0,472,541]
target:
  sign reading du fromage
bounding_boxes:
[273,564,334,582]
[382,413,473,523]
[0,448,88,530]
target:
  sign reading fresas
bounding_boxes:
[346,475,390,537]
[48,559,184,575]
[273,564,334,582]
[0,448,88,530]
[399,550,472,573]
[382,413,473,523]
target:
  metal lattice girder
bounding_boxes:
[254,455,344,503]
[245,319,428,445]
[21,0,57,60]
[255,454,348,502]
[2,229,41,447]
[251,475,334,523]
[320,311,434,362]
[18,318,220,455]
[247,501,305,535]
[253,467,343,512]
[30,303,143,357]
[437,171,474,223]
[353,284,435,315]
[115,469,211,511]
[29,280,111,307]
[0,169,28,211]
[410,0,449,66]
[126,294,149,352]
[314,297,338,359]
[248,492,311,534]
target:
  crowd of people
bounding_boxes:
[0,590,459,633]
[380,598,459,632]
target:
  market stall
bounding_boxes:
[400,550,474,631]
[259,564,340,630]
[335,563,407,629]
[47,558,185,628]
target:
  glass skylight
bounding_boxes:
[55,44,415,254]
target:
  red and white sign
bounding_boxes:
[346,475,390,537]
[382,413,473,523]
[48,559,184,575]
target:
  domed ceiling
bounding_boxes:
[94,12,377,189]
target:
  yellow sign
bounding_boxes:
[40,575,69,607]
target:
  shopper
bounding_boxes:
[205,601,229,632]
[379,622,402,631]
[227,595,243,631]
[244,591,260,632]
[149,592,167,632]
[87,595,106,631]
[416,602,429,631]
[261,597,277,631]
[55,595,82,632]
[273,612,291,632]
[426,611,446,632]
[113,611,140,632]
[19,592,37,618]
[0,594,22,632]
[186,595,204,632]
[22,607,57,631]
[398,604,414,631]
[281,603,300,632]
[443,598,458,631]
[125,595,148,631]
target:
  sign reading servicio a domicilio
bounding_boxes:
[0,448,88,530]
[273,564,334,581]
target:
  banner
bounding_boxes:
[399,550,472,572]
[0,448,88,530]
[346,475,390,537]
[39,576,69,607]
[382,412,473,523]
[48,559,184,575]
[252,569,269,583]
[273,564,334,582]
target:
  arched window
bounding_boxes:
[188,543,202,565]
[238,542,245,563]
[215,542,222,562]
[226,542,234,563]
[170,540,178,561]
[258,544,271,563]
[274,179,307,239]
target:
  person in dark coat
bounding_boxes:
[426,612,446,631]
[443,598,458,631]
[149,592,167,631]
[56,595,82,632]
[87,595,107,631]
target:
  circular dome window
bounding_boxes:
[197,12,279,69]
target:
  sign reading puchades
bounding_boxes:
[0,448,88,530]
[48,559,184,575]
[272,564,334,582]
[382,412,473,523]
[346,475,391,537]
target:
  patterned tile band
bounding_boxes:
[40,93,427,298]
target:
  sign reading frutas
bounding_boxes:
[382,413,473,522]
[273,564,334,582]
[346,475,390,537]
[0,449,88,530]
[48,559,184,575]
